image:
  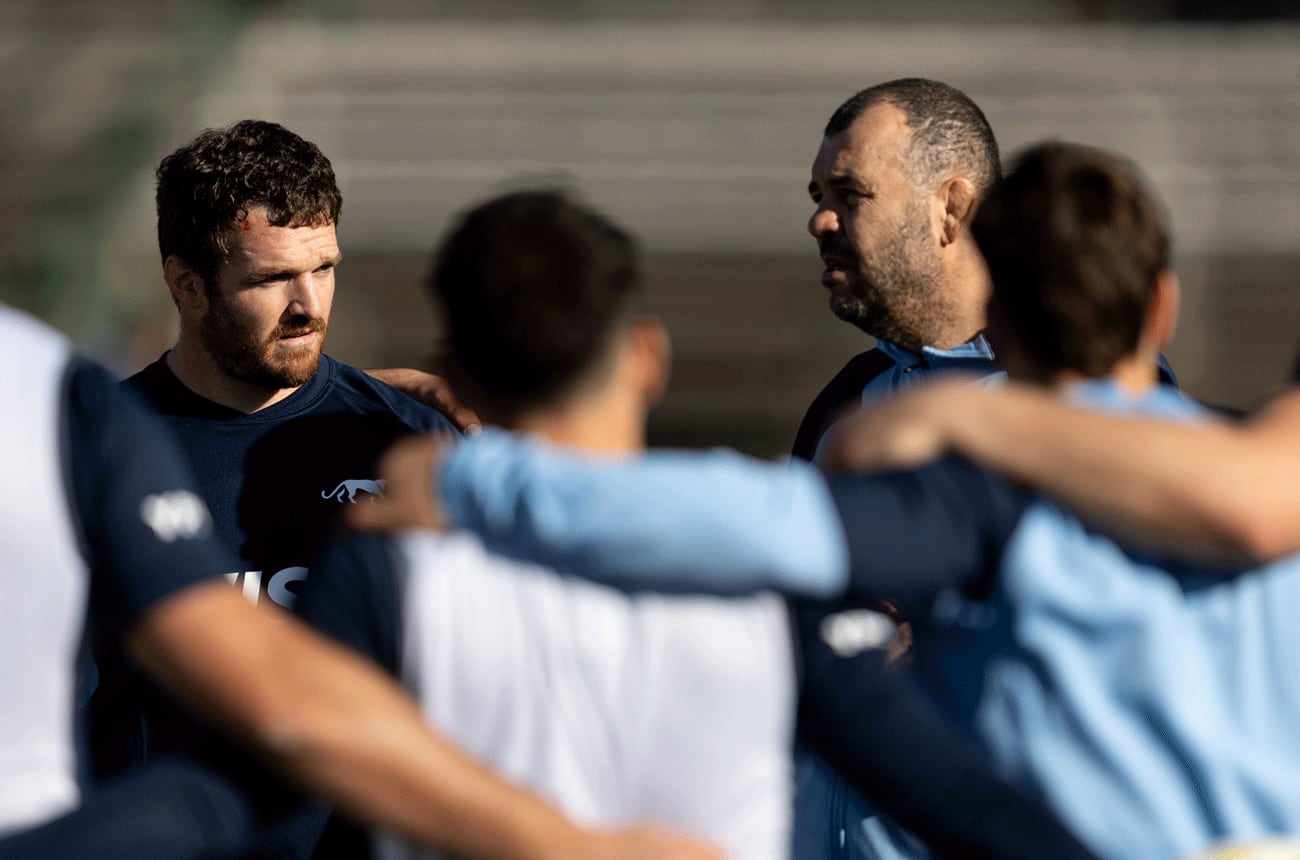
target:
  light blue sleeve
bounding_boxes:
[438,428,849,598]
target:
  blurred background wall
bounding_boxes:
[1,0,1296,456]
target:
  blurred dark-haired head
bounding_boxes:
[971,141,1171,383]
[427,189,644,425]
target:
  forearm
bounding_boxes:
[946,386,1300,561]
[440,429,849,597]
[257,636,579,858]
[131,585,583,859]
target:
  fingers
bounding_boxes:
[422,376,481,434]
[449,406,483,435]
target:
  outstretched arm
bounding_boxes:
[351,430,850,598]
[823,380,1300,563]
[128,585,715,860]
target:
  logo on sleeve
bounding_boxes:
[140,490,213,542]
[819,609,897,657]
[321,479,386,503]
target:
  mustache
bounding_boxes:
[272,317,327,340]
[818,238,856,261]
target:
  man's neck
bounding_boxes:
[1051,352,1159,394]
[507,389,646,456]
[166,340,301,415]
[918,243,991,352]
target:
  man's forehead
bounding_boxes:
[225,208,340,265]
[811,103,912,177]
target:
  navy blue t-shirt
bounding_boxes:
[122,353,454,610]
[0,356,247,857]
[66,357,241,643]
[88,354,455,823]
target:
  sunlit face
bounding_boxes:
[200,208,340,391]
[807,103,952,353]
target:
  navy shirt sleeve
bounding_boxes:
[295,531,403,677]
[794,604,1097,860]
[65,359,240,637]
[823,456,1029,616]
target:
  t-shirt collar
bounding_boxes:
[876,333,997,370]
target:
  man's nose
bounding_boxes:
[808,205,839,239]
[287,275,324,319]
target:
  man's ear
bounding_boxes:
[937,176,978,247]
[1144,269,1181,353]
[163,256,208,311]
[628,315,672,407]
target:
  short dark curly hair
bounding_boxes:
[427,189,641,422]
[155,119,342,287]
[825,78,1000,198]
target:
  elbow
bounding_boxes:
[784,561,847,599]
[774,540,849,599]
[1197,504,1300,564]
[1235,518,1300,563]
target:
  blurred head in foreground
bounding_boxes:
[427,189,669,452]
[971,140,1178,390]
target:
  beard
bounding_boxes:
[199,289,327,390]
[825,221,951,353]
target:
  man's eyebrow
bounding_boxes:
[244,253,343,283]
[809,173,874,200]
[826,173,872,194]
[243,268,296,283]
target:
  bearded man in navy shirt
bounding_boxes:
[86,119,457,856]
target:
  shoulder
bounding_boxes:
[66,359,239,631]
[298,530,408,675]
[324,357,457,434]
[794,348,894,460]
[68,358,159,444]
[814,349,896,403]
[122,354,169,391]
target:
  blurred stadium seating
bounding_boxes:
[1,0,1295,454]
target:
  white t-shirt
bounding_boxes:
[376,530,796,860]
